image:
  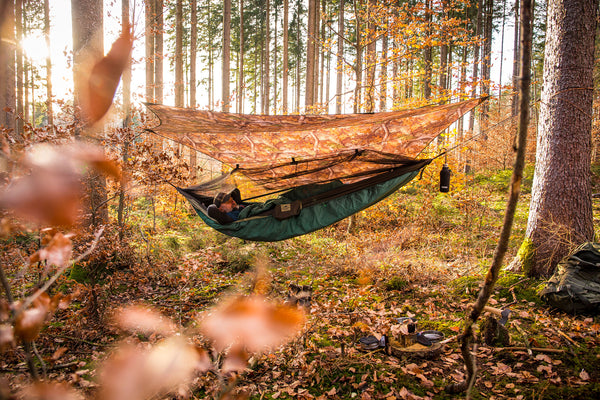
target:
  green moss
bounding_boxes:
[515,238,536,275]
[69,264,90,283]
[385,276,409,291]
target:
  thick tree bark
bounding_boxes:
[175,0,184,107]
[71,0,108,226]
[222,0,231,112]
[513,0,598,277]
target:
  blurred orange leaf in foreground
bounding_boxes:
[79,23,133,124]
[113,305,177,336]
[98,337,208,400]
[0,143,121,227]
[200,295,305,352]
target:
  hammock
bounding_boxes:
[146,98,485,241]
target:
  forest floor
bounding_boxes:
[2,168,600,399]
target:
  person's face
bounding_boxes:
[219,197,237,213]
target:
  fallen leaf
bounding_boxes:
[39,232,73,268]
[113,305,177,336]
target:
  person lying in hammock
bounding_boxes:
[213,190,245,221]
[206,180,343,225]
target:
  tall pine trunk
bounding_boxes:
[282,0,289,113]
[511,0,521,117]
[305,0,317,110]
[190,0,197,108]
[223,0,231,111]
[44,0,53,127]
[513,0,598,277]
[15,0,23,137]
[71,0,108,227]
[365,0,376,113]
[175,0,184,107]
[154,0,164,104]
[238,0,244,113]
[423,0,432,100]
[336,0,345,113]
[145,0,154,102]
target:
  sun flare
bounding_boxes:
[21,34,50,62]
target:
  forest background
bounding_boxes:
[1,0,600,399]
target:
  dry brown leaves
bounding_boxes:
[76,24,133,125]
[0,143,121,227]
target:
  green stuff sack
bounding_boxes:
[540,242,600,314]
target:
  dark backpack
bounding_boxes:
[540,242,600,314]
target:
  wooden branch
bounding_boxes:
[0,264,14,304]
[0,361,79,373]
[451,0,534,397]
[14,227,105,320]
[493,347,566,354]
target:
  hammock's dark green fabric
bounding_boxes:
[178,160,429,241]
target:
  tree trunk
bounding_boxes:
[175,0,184,107]
[15,0,23,137]
[118,0,131,238]
[365,0,376,113]
[190,0,197,108]
[263,0,270,115]
[511,0,521,117]
[392,36,399,107]
[222,0,231,111]
[352,0,362,113]
[71,0,108,227]
[295,0,301,112]
[465,0,483,173]
[0,0,15,131]
[273,5,278,113]
[154,0,164,104]
[379,25,388,112]
[512,0,598,277]
[458,46,468,166]
[238,0,244,113]
[282,0,289,113]
[305,0,317,110]
[318,0,326,106]
[480,0,493,135]
[336,0,344,114]
[423,0,432,100]
[44,0,53,127]
[498,0,506,105]
[145,0,154,102]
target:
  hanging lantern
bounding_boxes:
[440,152,451,192]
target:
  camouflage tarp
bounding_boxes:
[145,98,485,190]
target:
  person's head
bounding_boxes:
[214,192,237,213]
